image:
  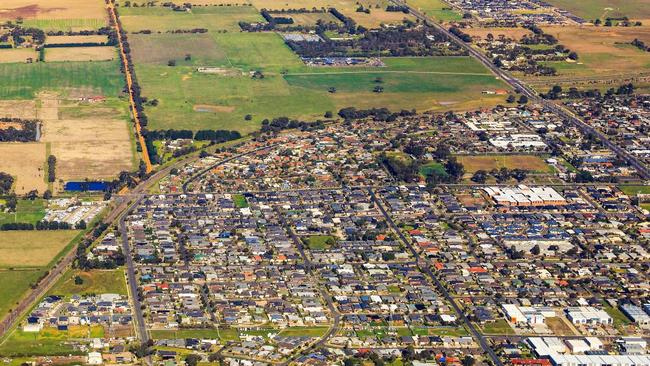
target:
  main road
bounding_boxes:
[391,0,650,179]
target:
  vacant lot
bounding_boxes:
[49,269,127,297]
[534,25,650,78]
[0,143,47,194]
[45,46,116,62]
[41,117,135,181]
[119,5,262,32]
[0,230,79,268]
[545,0,650,21]
[456,155,551,173]
[0,48,39,64]
[0,61,124,99]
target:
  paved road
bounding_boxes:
[119,197,149,344]
[279,213,342,364]
[369,188,505,366]
[391,0,650,180]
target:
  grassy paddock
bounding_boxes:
[48,269,128,297]
[0,61,123,99]
[0,230,80,268]
[0,269,44,319]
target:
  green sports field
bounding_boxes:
[0,61,124,99]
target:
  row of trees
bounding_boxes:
[471,167,528,184]
[147,129,241,141]
[47,155,56,183]
[338,107,416,122]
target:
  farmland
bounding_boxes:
[530,25,650,80]
[0,61,124,99]
[0,143,47,194]
[0,230,80,268]
[44,47,116,62]
[120,0,508,134]
[544,0,650,21]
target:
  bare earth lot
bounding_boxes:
[0,143,47,194]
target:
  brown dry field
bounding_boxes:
[0,230,79,267]
[0,48,39,63]
[249,0,414,27]
[45,46,116,62]
[45,35,109,45]
[457,155,550,173]
[0,0,106,20]
[0,142,47,194]
[174,0,251,4]
[464,27,532,40]
[41,118,134,181]
[0,100,37,119]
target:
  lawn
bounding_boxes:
[619,185,650,196]
[419,161,447,178]
[150,328,239,341]
[0,230,80,268]
[47,269,128,297]
[456,155,552,174]
[232,194,249,208]
[0,61,124,99]
[0,199,46,225]
[304,235,336,250]
[0,269,44,319]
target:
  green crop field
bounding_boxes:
[0,61,124,99]
[21,18,107,32]
[119,5,262,32]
